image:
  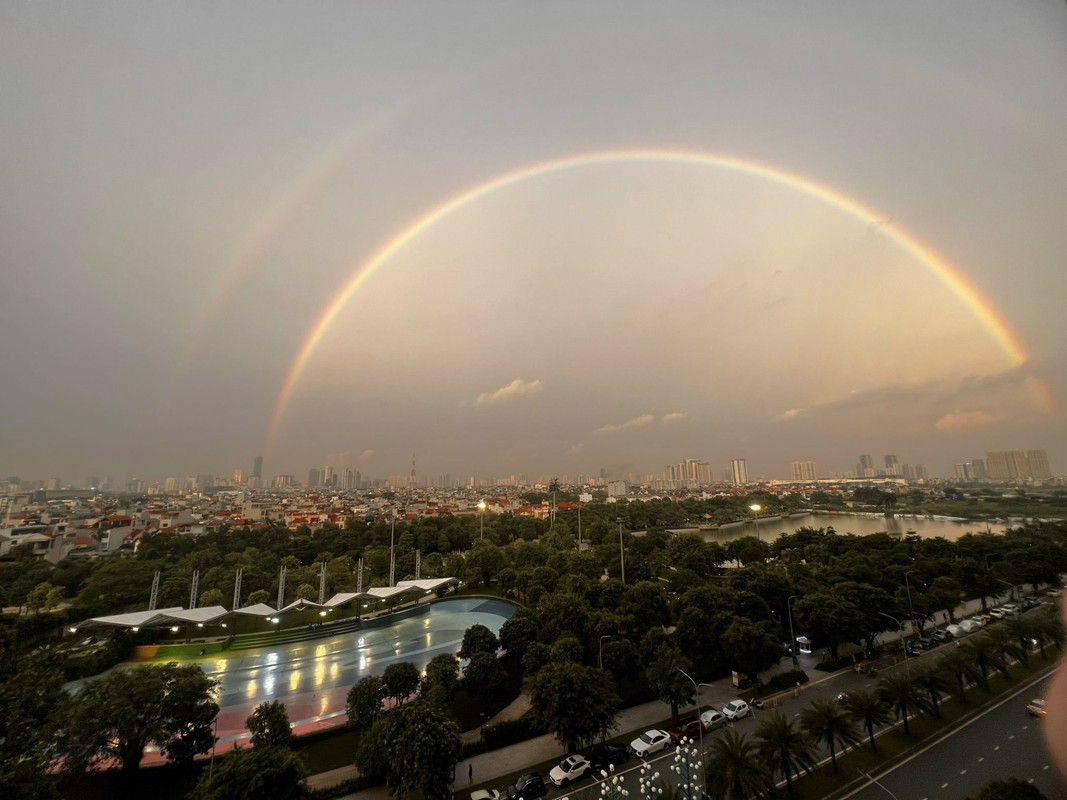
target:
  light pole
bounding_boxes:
[749,504,761,542]
[787,595,800,668]
[878,611,910,675]
[577,505,582,551]
[477,500,486,540]
[996,577,1015,601]
[599,634,612,670]
[617,517,626,584]
[904,570,921,631]
[677,667,712,794]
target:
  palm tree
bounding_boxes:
[704,728,776,800]
[876,670,931,737]
[983,627,1023,676]
[958,636,1003,691]
[1030,608,1066,660]
[798,698,862,775]
[1003,615,1036,667]
[842,688,893,753]
[754,710,818,798]
[935,647,982,705]
[911,661,950,718]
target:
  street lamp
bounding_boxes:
[617,517,626,584]
[996,578,1016,601]
[749,504,761,542]
[786,595,800,668]
[878,611,910,675]
[477,500,486,540]
[599,635,612,670]
[677,667,712,794]
[904,570,921,631]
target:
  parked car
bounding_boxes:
[1019,597,1040,611]
[1027,698,1047,718]
[549,755,591,787]
[630,729,672,757]
[915,636,935,649]
[667,717,704,744]
[470,791,502,800]
[945,624,963,638]
[959,619,982,633]
[506,773,546,800]
[722,700,751,720]
[929,629,953,643]
[699,709,728,731]
[585,742,630,772]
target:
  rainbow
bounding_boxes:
[265,147,1032,448]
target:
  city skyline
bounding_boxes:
[6,446,1055,493]
[3,4,1066,484]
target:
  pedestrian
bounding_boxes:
[469,762,474,784]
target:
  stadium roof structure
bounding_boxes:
[72,577,461,630]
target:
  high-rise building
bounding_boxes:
[972,459,987,480]
[252,456,262,480]
[233,468,244,485]
[308,468,321,488]
[954,462,974,481]
[731,459,748,486]
[858,455,875,478]
[1027,450,1052,480]
[791,461,817,481]
[985,450,1050,481]
[884,455,901,476]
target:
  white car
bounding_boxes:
[469,791,502,800]
[699,709,727,730]
[630,729,672,757]
[549,755,591,787]
[722,699,751,720]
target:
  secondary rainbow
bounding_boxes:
[265,147,1031,448]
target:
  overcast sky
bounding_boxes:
[3,2,1066,485]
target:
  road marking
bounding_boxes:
[977,757,984,762]
[1009,734,1015,740]
[941,782,949,788]
[994,745,1000,750]
[959,769,967,775]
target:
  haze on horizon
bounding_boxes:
[2,2,1066,485]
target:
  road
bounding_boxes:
[843,674,1066,800]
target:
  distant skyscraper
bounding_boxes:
[252,456,262,479]
[308,468,321,488]
[884,455,900,475]
[1027,450,1051,480]
[791,461,817,481]
[858,455,875,478]
[233,468,244,485]
[954,462,974,481]
[972,459,987,480]
[985,450,1049,481]
[731,459,748,486]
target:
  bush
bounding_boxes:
[766,669,809,691]
[463,717,544,757]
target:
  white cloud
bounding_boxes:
[475,378,544,407]
[661,412,687,424]
[594,414,657,435]
[358,449,376,461]
[567,443,584,455]
[772,409,802,422]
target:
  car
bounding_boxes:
[506,773,546,800]
[470,791,502,800]
[915,636,935,649]
[722,700,751,720]
[1019,597,1040,611]
[630,729,672,757]
[959,618,983,633]
[667,717,704,744]
[549,755,591,787]
[585,742,630,772]
[929,630,953,643]
[1026,698,1047,718]
[699,709,727,731]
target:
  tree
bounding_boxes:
[754,710,817,798]
[382,661,421,706]
[458,623,500,659]
[194,744,310,800]
[0,651,65,799]
[346,675,386,729]
[703,728,775,800]
[968,778,1049,800]
[798,698,862,774]
[356,702,461,800]
[247,700,294,749]
[527,660,620,752]
[498,612,540,661]
[911,661,950,718]
[876,670,931,737]
[247,589,272,606]
[294,583,316,600]
[199,588,225,608]
[936,646,983,705]
[25,582,55,615]
[720,618,782,684]
[842,688,893,753]
[462,651,509,713]
[644,647,695,725]
[422,653,459,706]
[59,663,218,773]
